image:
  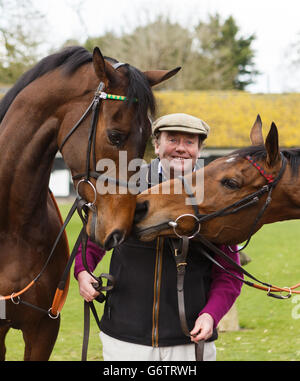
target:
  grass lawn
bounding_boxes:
[4,203,300,361]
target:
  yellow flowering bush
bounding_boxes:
[154,91,300,148]
[2,91,300,148]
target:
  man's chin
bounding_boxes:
[171,166,185,176]
[170,162,193,176]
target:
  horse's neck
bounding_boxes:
[0,82,64,230]
[263,165,300,223]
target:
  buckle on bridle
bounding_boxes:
[262,184,270,192]
[48,307,60,319]
[98,91,108,99]
[10,293,20,305]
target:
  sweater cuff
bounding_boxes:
[74,263,86,280]
[74,241,106,279]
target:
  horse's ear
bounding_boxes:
[92,47,116,83]
[265,122,280,167]
[250,114,264,146]
[93,47,106,79]
[144,67,181,87]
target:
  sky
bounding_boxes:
[33,0,300,93]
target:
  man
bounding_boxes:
[75,113,243,361]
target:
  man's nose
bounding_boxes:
[175,140,186,152]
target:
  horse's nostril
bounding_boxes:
[134,201,149,223]
[104,229,125,250]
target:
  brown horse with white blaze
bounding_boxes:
[0,46,180,360]
[135,115,300,245]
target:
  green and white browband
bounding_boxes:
[97,91,138,102]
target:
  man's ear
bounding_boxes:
[154,139,160,155]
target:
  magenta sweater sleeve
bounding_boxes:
[199,245,243,328]
[74,239,106,279]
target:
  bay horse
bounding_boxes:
[0,45,180,360]
[135,115,300,245]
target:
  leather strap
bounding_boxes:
[195,340,205,362]
[75,198,115,361]
[170,237,204,361]
[82,301,102,361]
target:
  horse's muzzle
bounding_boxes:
[104,229,125,250]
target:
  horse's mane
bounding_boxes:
[0,46,155,124]
[232,145,300,177]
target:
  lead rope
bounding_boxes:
[170,236,204,361]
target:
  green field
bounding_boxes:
[4,203,300,361]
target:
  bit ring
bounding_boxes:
[172,214,201,239]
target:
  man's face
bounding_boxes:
[155,131,202,178]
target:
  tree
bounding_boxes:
[0,0,44,83]
[84,17,194,90]
[81,13,257,91]
[194,14,258,90]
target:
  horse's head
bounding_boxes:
[58,47,180,249]
[135,115,292,245]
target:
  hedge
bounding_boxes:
[155,91,300,148]
[2,90,300,148]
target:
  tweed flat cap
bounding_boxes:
[152,113,210,136]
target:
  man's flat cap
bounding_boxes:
[152,113,210,136]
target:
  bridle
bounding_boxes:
[60,76,139,205]
[58,59,144,241]
[144,153,287,243]
[169,152,300,298]
[171,153,287,251]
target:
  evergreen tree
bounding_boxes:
[194,14,258,90]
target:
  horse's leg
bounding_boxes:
[0,325,10,361]
[22,315,60,361]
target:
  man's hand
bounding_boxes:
[77,271,100,302]
[190,313,214,343]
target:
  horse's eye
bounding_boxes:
[108,130,125,147]
[221,178,240,190]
